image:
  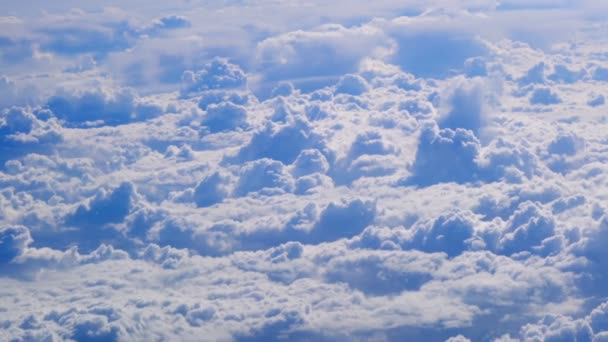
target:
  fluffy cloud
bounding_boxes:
[193,172,229,208]
[0,107,63,168]
[201,102,249,133]
[254,23,392,89]
[46,86,163,127]
[66,182,135,228]
[518,301,608,341]
[438,77,490,135]
[405,124,481,186]
[232,118,327,165]
[530,87,562,105]
[4,1,608,341]
[234,158,294,196]
[181,58,247,96]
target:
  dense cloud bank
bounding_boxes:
[2,1,608,341]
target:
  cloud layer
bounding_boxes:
[2,1,608,341]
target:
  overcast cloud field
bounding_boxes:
[2,1,608,341]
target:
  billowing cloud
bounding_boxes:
[3,1,608,341]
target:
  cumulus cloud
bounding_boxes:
[290,149,330,178]
[66,182,135,228]
[518,62,547,86]
[201,102,249,133]
[438,77,490,135]
[588,93,605,107]
[232,118,328,165]
[181,58,247,96]
[518,301,608,341]
[46,86,163,127]
[254,23,392,90]
[37,15,138,57]
[530,87,562,105]
[193,172,229,208]
[234,158,294,196]
[0,76,40,109]
[4,1,608,341]
[334,74,370,96]
[0,107,63,167]
[405,124,481,186]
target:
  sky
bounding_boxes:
[2,1,608,341]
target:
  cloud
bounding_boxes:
[405,124,481,186]
[4,2,608,341]
[201,102,249,133]
[548,132,583,156]
[497,201,558,256]
[1,107,56,141]
[408,210,476,257]
[234,158,295,196]
[530,87,562,105]
[437,76,499,136]
[592,66,608,81]
[518,62,547,86]
[464,57,488,77]
[144,15,191,36]
[290,149,330,178]
[254,23,392,89]
[1,9,144,63]
[0,225,32,263]
[270,82,295,98]
[39,23,136,57]
[193,172,229,208]
[519,300,608,341]
[66,182,135,228]
[548,64,586,84]
[391,31,487,79]
[334,74,370,96]
[331,130,400,185]
[0,36,35,65]
[232,117,328,165]
[0,76,40,109]
[303,199,376,244]
[46,86,163,127]
[587,93,605,107]
[0,107,63,167]
[181,58,247,96]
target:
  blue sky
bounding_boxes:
[2,1,608,341]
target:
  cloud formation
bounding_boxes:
[2,1,608,341]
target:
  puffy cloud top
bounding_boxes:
[407,125,481,186]
[4,2,608,341]
[181,58,247,96]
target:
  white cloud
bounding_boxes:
[4,1,608,341]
